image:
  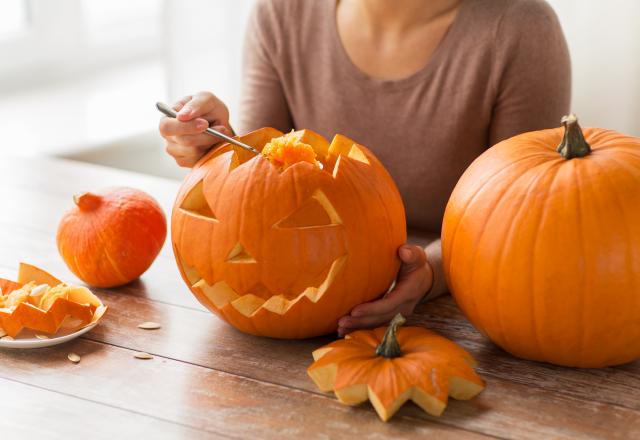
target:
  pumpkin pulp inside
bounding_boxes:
[262,132,321,170]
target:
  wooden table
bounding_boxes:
[1,156,638,439]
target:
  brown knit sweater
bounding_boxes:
[238,0,571,233]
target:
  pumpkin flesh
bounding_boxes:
[0,263,107,338]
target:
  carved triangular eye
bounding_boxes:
[226,242,256,263]
[276,190,342,228]
[180,181,217,220]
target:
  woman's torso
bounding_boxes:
[239,0,570,232]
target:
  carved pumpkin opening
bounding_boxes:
[276,190,342,229]
[263,132,320,170]
[225,242,257,263]
[179,181,217,220]
[184,254,348,316]
[347,145,370,165]
[176,251,201,285]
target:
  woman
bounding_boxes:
[159,0,570,335]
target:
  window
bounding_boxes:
[81,0,161,44]
[0,0,166,156]
[0,0,28,37]
[0,0,162,91]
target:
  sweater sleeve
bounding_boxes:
[237,0,294,134]
[489,0,571,145]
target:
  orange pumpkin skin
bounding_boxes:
[172,128,406,338]
[57,187,167,288]
[442,120,640,367]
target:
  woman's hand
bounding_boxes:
[159,91,234,168]
[337,244,433,336]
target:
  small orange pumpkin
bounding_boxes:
[172,128,406,338]
[307,314,485,421]
[442,114,640,367]
[0,263,107,338]
[57,187,167,288]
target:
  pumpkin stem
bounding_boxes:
[375,313,406,358]
[73,192,102,211]
[556,114,591,159]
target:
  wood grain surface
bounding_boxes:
[1,156,638,439]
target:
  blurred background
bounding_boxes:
[0,0,638,180]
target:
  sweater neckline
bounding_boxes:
[328,0,470,90]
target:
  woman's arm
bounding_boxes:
[237,0,293,134]
[160,0,293,167]
[489,0,571,144]
[423,238,447,300]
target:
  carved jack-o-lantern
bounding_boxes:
[171,128,406,338]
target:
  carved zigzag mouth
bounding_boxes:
[178,254,348,317]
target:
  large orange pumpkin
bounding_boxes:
[172,128,406,338]
[442,114,640,367]
[57,187,167,288]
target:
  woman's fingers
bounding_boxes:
[336,244,434,336]
[338,310,400,335]
[350,285,412,318]
[172,95,193,113]
[398,244,428,276]
[177,91,229,123]
[173,125,233,147]
[340,283,421,329]
[159,117,209,138]
[173,133,215,149]
[165,142,208,168]
[160,91,234,169]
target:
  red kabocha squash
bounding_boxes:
[172,128,406,338]
[57,187,167,288]
[442,114,640,367]
[0,263,107,338]
[307,314,485,421]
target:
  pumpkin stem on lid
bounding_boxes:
[73,192,102,211]
[375,313,406,358]
[556,114,591,159]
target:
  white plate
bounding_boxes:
[0,323,98,349]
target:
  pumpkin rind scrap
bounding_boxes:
[0,263,107,338]
[172,128,406,338]
[307,316,484,421]
[442,115,640,367]
[57,187,167,288]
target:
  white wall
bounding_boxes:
[163,0,640,136]
[548,0,640,136]
[163,0,255,128]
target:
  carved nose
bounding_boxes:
[225,242,256,263]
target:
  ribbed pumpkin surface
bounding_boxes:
[442,122,640,367]
[172,128,406,338]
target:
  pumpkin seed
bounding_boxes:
[35,334,50,340]
[0,328,6,338]
[30,284,49,297]
[1,335,14,341]
[68,353,81,363]
[133,352,154,360]
[137,321,161,330]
